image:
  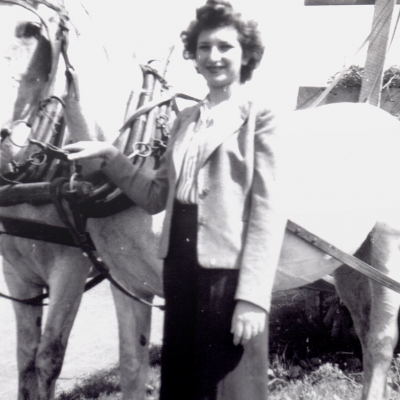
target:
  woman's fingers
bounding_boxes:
[231,319,258,346]
[62,141,118,161]
[231,300,267,346]
[66,148,95,161]
[232,321,244,346]
[63,141,92,152]
[241,322,253,344]
[63,141,93,160]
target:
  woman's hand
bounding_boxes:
[231,300,267,346]
[63,141,119,162]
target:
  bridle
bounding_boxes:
[0,0,78,184]
[0,0,198,309]
[0,0,169,309]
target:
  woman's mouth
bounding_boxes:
[207,66,225,74]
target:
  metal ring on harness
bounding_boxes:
[40,95,66,109]
[156,113,170,126]
[1,120,31,148]
[128,142,152,160]
[28,152,47,166]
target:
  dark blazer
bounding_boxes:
[102,97,286,311]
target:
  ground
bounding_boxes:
[0,262,164,398]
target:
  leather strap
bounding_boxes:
[0,215,93,248]
[287,219,400,294]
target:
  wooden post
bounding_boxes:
[306,0,400,5]
[359,0,396,105]
[305,0,397,107]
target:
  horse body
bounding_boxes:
[0,2,154,399]
[275,102,400,290]
[2,1,400,400]
[276,103,400,399]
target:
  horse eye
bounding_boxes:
[15,22,42,39]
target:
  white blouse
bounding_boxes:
[175,99,211,204]
[175,92,245,204]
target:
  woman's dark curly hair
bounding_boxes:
[180,0,264,83]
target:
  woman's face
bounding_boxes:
[196,25,246,90]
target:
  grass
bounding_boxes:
[56,345,162,400]
[56,366,121,400]
[269,355,400,400]
[55,354,400,400]
[269,362,362,400]
[55,290,400,399]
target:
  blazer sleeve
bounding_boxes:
[235,106,287,312]
[100,115,182,215]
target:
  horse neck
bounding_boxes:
[58,1,144,174]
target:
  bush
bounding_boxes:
[328,65,400,88]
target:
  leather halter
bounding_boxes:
[0,1,187,309]
[0,0,72,184]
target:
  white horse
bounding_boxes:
[2,1,400,400]
[0,1,160,399]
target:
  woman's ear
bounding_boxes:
[193,59,200,74]
[242,56,250,66]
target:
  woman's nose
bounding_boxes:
[208,46,221,62]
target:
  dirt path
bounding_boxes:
[0,259,164,398]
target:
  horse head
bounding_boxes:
[0,0,70,181]
[0,0,144,184]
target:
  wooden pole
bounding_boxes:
[306,0,400,5]
[359,0,396,106]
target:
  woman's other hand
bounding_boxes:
[63,141,119,162]
[231,300,267,346]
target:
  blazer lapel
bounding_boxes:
[200,101,249,167]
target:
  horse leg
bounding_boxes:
[35,255,90,400]
[111,284,153,400]
[3,260,43,400]
[335,224,400,400]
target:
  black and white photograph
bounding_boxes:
[2,1,400,399]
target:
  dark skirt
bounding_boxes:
[159,202,270,400]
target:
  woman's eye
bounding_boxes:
[220,44,233,51]
[197,45,210,52]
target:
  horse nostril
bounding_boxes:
[0,128,11,141]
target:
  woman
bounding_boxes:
[64,1,286,398]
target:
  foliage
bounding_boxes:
[268,356,400,400]
[56,345,162,400]
[56,366,120,400]
[269,362,362,400]
[269,290,360,364]
[328,65,400,88]
[55,355,400,400]
[55,295,400,400]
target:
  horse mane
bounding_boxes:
[62,0,143,143]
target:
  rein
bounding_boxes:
[0,0,72,185]
[0,1,182,309]
[50,178,165,309]
[3,1,400,308]
[0,273,105,307]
